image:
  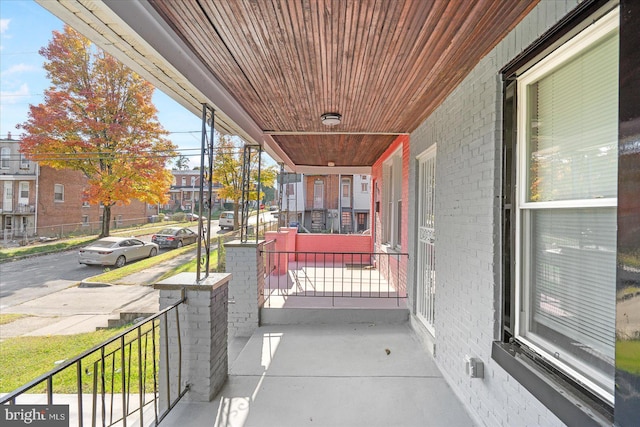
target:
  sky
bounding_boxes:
[0,0,210,168]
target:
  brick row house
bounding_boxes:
[1,135,155,241]
[0,136,37,239]
[37,0,640,425]
[279,173,371,233]
[165,170,222,214]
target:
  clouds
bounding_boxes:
[0,83,30,105]
[0,18,9,34]
[2,63,36,76]
[0,18,10,51]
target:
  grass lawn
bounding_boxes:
[617,340,640,375]
[0,323,158,394]
[0,236,97,262]
[0,221,190,262]
[155,244,223,283]
[0,314,28,325]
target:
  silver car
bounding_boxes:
[78,237,158,268]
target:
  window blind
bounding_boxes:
[520,19,619,396]
[528,32,618,202]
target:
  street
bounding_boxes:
[0,214,276,337]
[0,223,205,310]
[0,249,102,310]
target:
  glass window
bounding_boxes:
[382,149,402,248]
[19,182,29,199]
[54,184,64,202]
[20,154,30,169]
[515,9,618,402]
[0,148,9,169]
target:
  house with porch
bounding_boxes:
[1,134,153,241]
[166,169,222,214]
[278,172,371,233]
[29,0,640,425]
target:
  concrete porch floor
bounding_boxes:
[160,323,476,427]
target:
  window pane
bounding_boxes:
[526,207,616,391]
[527,31,618,202]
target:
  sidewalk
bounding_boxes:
[0,250,199,339]
[0,284,159,338]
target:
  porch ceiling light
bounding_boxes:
[321,113,341,126]
[328,161,335,167]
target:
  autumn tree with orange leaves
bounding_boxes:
[19,25,176,237]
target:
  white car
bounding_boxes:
[79,237,158,268]
[219,211,235,230]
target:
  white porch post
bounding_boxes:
[155,272,231,404]
[224,240,266,338]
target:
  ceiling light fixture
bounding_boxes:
[321,113,342,126]
[328,161,336,167]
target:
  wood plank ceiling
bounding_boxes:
[148,0,538,168]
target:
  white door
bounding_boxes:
[3,181,13,212]
[313,180,324,209]
[18,181,29,206]
[341,178,351,208]
[416,146,436,335]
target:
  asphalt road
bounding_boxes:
[0,215,274,311]
[0,249,105,310]
[0,223,205,310]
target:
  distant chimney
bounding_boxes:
[7,132,11,140]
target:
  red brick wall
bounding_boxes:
[303,175,343,210]
[37,166,150,236]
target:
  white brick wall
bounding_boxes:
[157,275,229,405]
[408,1,580,426]
[225,241,266,338]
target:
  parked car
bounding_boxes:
[185,213,201,221]
[219,211,235,230]
[152,227,198,249]
[78,237,158,268]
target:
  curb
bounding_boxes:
[78,281,113,288]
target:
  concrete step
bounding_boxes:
[98,312,154,330]
[260,307,409,325]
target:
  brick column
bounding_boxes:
[155,272,231,404]
[224,240,266,338]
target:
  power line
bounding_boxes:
[0,148,252,163]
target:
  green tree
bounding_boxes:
[212,135,276,229]
[19,25,176,237]
[173,155,190,170]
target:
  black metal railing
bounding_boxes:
[241,219,279,241]
[1,297,187,427]
[261,249,409,307]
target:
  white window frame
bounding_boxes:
[20,154,30,169]
[382,148,402,250]
[0,148,9,169]
[514,9,618,404]
[19,182,29,201]
[54,184,64,202]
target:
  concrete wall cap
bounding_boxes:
[154,272,232,291]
